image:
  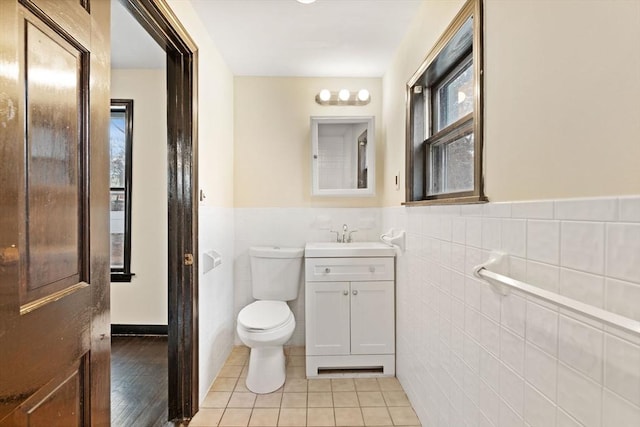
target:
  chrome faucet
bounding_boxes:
[330,224,358,243]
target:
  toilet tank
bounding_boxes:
[250,246,304,301]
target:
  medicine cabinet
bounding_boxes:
[310,116,375,196]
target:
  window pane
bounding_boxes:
[110,110,127,188]
[110,190,125,269]
[436,61,474,132]
[428,133,474,195]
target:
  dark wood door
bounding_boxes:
[0,0,110,425]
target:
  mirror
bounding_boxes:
[311,116,375,196]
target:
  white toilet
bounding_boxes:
[236,246,303,394]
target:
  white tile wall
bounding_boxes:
[224,197,640,426]
[199,206,235,401]
[382,196,640,427]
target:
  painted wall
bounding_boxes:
[110,68,168,326]
[383,0,640,206]
[234,77,382,208]
[167,0,237,403]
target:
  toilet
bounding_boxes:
[236,246,303,393]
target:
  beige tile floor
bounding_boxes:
[189,346,421,427]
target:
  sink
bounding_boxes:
[304,241,395,258]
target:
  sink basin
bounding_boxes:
[305,242,395,258]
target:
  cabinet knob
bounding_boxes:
[352,290,358,295]
[324,267,331,274]
[343,290,349,296]
[369,266,375,273]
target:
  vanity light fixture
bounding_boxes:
[296,0,316,4]
[357,89,370,102]
[315,88,371,106]
[318,89,331,102]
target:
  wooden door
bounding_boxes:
[0,0,110,425]
[305,281,351,356]
[350,281,395,355]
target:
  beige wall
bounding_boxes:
[167,0,235,208]
[110,69,168,325]
[383,0,640,206]
[234,77,382,208]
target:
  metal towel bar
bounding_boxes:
[474,252,640,337]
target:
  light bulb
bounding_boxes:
[319,89,331,102]
[296,0,316,4]
[338,89,350,101]
[357,89,370,102]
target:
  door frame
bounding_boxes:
[118,0,199,421]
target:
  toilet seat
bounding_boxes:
[237,301,292,332]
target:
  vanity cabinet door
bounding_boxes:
[350,281,395,355]
[306,281,351,356]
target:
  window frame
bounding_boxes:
[405,0,485,205]
[110,99,135,282]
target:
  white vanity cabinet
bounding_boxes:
[304,253,395,377]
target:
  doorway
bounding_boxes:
[112,0,199,422]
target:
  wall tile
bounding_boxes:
[452,217,466,244]
[526,301,558,356]
[555,198,617,221]
[501,327,525,376]
[604,334,640,406]
[557,364,602,427]
[526,260,560,293]
[499,399,524,427]
[480,281,501,322]
[500,364,524,417]
[603,389,640,427]
[467,217,483,248]
[524,383,557,427]
[483,202,512,219]
[502,293,526,337]
[606,223,640,283]
[559,268,604,308]
[556,408,582,427]
[605,278,640,322]
[525,342,557,401]
[481,316,500,357]
[501,219,527,258]
[482,218,502,251]
[560,221,605,275]
[558,316,603,383]
[480,349,501,392]
[527,220,560,265]
[479,379,500,426]
[512,201,554,220]
[619,196,640,222]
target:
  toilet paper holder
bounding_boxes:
[203,250,222,274]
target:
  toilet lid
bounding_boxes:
[238,301,292,331]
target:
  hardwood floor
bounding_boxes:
[111,335,170,427]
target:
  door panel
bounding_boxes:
[305,281,351,356]
[21,12,84,305]
[350,281,395,355]
[0,0,110,425]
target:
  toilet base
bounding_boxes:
[245,346,286,394]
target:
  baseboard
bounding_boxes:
[111,324,168,336]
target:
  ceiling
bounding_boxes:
[111,0,422,77]
[111,0,165,69]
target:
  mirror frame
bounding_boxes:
[311,116,375,197]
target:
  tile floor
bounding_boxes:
[189,346,421,427]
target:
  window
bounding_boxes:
[110,99,134,282]
[406,0,485,204]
